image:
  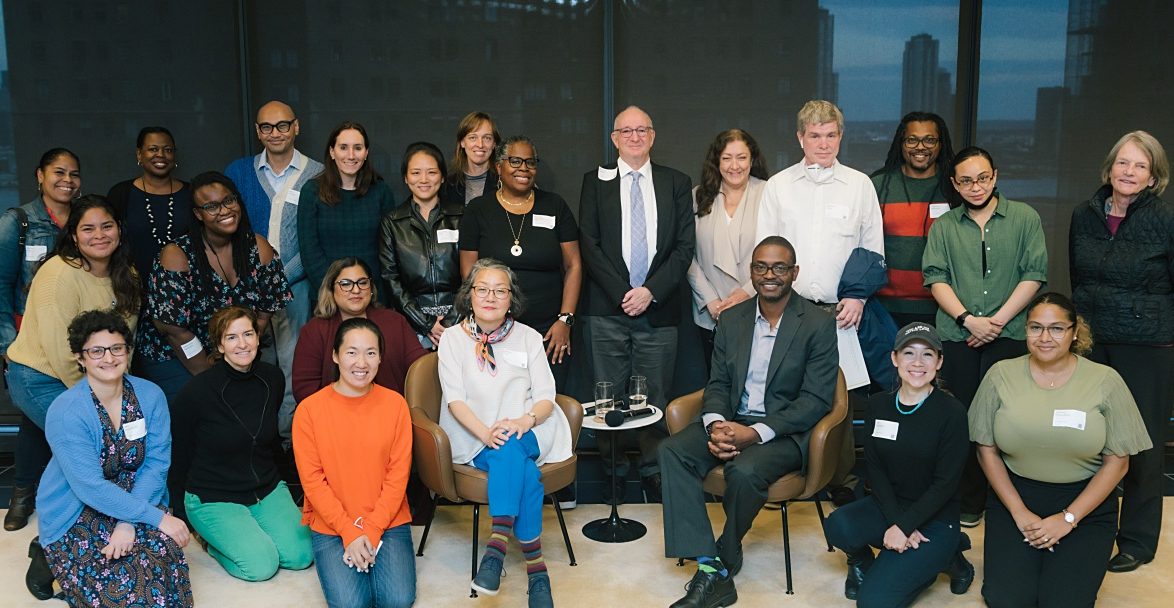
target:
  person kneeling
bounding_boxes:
[660,237,838,607]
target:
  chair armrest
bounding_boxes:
[801,370,849,499]
[665,389,705,435]
[410,407,459,501]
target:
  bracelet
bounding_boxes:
[525,411,538,426]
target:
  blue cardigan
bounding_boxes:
[36,375,172,545]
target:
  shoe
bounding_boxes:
[944,551,975,594]
[26,537,55,600]
[959,512,983,528]
[555,486,577,510]
[844,549,875,601]
[829,485,856,507]
[641,473,663,503]
[527,572,554,608]
[762,501,782,511]
[471,554,504,596]
[1107,552,1151,573]
[670,568,738,608]
[5,485,37,531]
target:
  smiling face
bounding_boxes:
[1026,303,1075,365]
[611,107,655,168]
[192,182,241,237]
[74,207,120,265]
[471,268,512,329]
[136,132,176,178]
[952,155,998,207]
[1109,140,1156,200]
[719,139,752,190]
[901,120,941,177]
[405,150,443,204]
[891,341,942,391]
[36,154,81,206]
[78,330,130,384]
[218,316,259,372]
[333,264,373,319]
[330,128,369,181]
[460,120,496,172]
[750,243,798,304]
[797,121,841,168]
[255,102,299,158]
[332,327,381,395]
[497,141,536,197]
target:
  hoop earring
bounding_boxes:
[497,179,503,191]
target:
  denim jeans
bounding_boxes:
[6,362,67,487]
[272,276,310,440]
[311,525,416,608]
[133,356,192,405]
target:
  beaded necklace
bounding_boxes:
[139,177,176,247]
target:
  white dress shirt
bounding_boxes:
[617,157,659,273]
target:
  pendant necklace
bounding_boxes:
[505,210,527,256]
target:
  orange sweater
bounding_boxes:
[292,383,413,547]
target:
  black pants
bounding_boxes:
[1089,342,1173,562]
[659,421,801,564]
[13,413,51,487]
[983,473,1117,608]
[941,338,1026,514]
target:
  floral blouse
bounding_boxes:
[138,235,291,362]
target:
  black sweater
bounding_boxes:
[863,389,968,535]
[170,360,284,504]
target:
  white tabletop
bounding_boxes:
[580,402,663,431]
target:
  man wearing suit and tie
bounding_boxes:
[660,236,838,608]
[579,105,696,503]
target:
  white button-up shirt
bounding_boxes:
[617,157,659,272]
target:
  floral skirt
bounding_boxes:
[45,505,193,607]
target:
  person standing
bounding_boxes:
[444,111,501,205]
[578,105,695,503]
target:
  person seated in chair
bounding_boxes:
[659,236,838,608]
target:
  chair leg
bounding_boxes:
[550,494,577,566]
[781,503,794,595]
[470,503,480,598]
[815,499,832,552]
[677,558,684,567]
[416,495,439,557]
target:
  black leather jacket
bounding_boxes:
[379,199,464,335]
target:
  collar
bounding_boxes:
[789,160,847,184]
[955,192,1008,223]
[618,157,653,181]
[755,300,783,331]
[256,148,306,176]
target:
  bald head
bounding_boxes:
[255,101,299,157]
[611,105,656,167]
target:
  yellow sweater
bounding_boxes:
[6,255,138,386]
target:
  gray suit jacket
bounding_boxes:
[703,294,839,470]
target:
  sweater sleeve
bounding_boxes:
[297,181,328,298]
[125,379,172,511]
[361,393,413,542]
[292,398,361,547]
[168,375,201,497]
[291,319,328,404]
[893,394,969,535]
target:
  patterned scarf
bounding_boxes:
[463,316,515,375]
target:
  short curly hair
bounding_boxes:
[67,309,132,355]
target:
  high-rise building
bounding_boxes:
[816,8,839,104]
[902,33,949,117]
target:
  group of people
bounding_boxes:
[0,95,1165,608]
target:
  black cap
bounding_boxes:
[894,322,942,352]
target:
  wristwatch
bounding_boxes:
[1062,509,1077,528]
[955,311,972,327]
[557,312,576,327]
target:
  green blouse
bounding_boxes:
[969,355,1152,483]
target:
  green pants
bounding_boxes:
[184,481,313,581]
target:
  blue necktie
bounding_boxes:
[629,171,648,287]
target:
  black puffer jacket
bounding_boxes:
[379,199,464,335]
[1069,185,1174,345]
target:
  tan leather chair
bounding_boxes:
[405,352,582,595]
[664,369,849,594]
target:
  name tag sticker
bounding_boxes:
[825,204,849,220]
[436,229,460,244]
[597,166,618,181]
[24,245,47,262]
[872,419,899,441]
[1052,409,1087,431]
[123,418,147,441]
[929,203,950,218]
[285,190,300,205]
[533,214,556,229]
[500,349,528,369]
[180,336,203,359]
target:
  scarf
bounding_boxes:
[462,316,515,375]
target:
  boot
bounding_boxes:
[944,550,975,594]
[844,548,875,600]
[26,537,55,600]
[4,484,37,531]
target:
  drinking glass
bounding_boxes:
[594,381,615,422]
[628,375,648,410]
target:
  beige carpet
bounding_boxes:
[2,499,1171,607]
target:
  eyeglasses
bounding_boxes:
[1026,323,1073,339]
[612,126,654,139]
[80,343,130,360]
[903,136,940,148]
[473,286,510,300]
[257,120,295,135]
[336,278,372,292]
[953,174,995,189]
[505,156,539,169]
[196,195,240,214]
[750,262,797,276]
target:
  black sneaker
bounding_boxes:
[670,568,738,608]
[471,555,504,596]
[527,573,553,608]
[641,473,663,503]
[944,551,975,594]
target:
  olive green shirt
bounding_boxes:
[922,194,1048,342]
[969,355,1152,483]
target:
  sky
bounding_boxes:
[820,0,1068,121]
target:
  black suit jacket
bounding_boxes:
[703,295,839,470]
[578,162,695,326]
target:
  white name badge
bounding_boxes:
[929,203,950,218]
[597,166,618,181]
[436,229,460,244]
[500,349,528,369]
[825,204,849,221]
[1052,409,1087,431]
[24,244,47,262]
[285,190,300,205]
[180,336,203,359]
[533,214,556,229]
[123,418,147,441]
[872,419,899,441]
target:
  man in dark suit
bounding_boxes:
[660,236,839,608]
[578,105,696,503]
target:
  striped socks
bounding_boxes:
[520,537,547,578]
[485,515,514,562]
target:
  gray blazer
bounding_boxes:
[687,176,766,329]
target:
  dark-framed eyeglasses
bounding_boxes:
[750,262,796,276]
[257,120,295,135]
[953,174,995,189]
[902,136,939,148]
[336,278,372,292]
[505,156,539,169]
[612,126,654,139]
[473,286,510,300]
[81,343,130,360]
[1025,323,1073,339]
[196,195,240,214]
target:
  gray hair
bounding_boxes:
[495,135,538,164]
[454,258,527,319]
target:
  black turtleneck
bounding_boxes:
[170,360,284,504]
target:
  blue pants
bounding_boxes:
[6,362,67,487]
[134,356,192,405]
[311,525,416,608]
[272,276,311,440]
[825,495,962,608]
[471,431,545,541]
